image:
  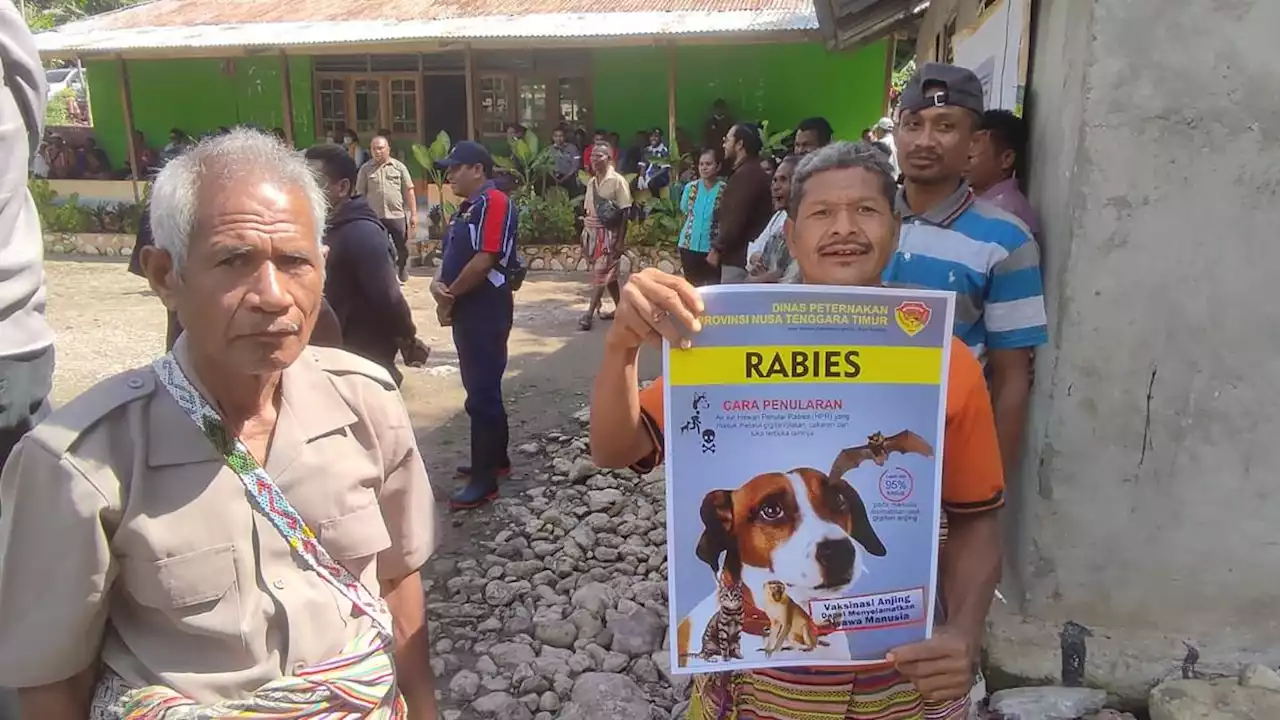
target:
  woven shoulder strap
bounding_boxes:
[152,355,392,638]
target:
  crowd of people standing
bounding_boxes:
[588,61,1047,720]
[0,0,1049,706]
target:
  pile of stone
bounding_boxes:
[427,424,690,720]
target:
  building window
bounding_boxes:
[474,73,589,138]
[389,79,418,135]
[317,77,347,138]
[353,79,382,135]
[518,80,547,134]
[557,77,589,129]
[314,73,419,140]
[478,75,512,136]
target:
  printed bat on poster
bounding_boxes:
[828,430,934,480]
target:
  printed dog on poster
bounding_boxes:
[675,467,887,667]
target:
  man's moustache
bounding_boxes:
[261,321,301,334]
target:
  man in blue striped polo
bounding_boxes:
[883,62,1047,479]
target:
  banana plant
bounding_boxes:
[494,133,557,197]
[758,120,794,158]
[411,131,457,229]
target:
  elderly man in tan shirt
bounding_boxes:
[0,128,438,719]
[356,135,418,284]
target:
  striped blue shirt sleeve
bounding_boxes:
[985,229,1048,350]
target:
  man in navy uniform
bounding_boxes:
[431,141,518,509]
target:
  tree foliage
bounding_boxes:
[23,0,141,30]
[892,59,916,94]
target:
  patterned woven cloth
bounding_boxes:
[104,355,405,719]
[688,666,968,720]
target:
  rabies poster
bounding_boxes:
[664,285,954,673]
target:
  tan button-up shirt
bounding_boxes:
[584,167,633,229]
[356,158,413,220]
[0,339,435,701]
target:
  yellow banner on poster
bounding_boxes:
[667,345,944,386]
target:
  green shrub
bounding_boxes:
[518,186,579,246]
[628,195,683,247]
[115,201,144,235]
[30,178,84,232]
[44,88,75,127]
[28,177,142,234]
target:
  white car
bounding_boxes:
[45,66,85,101]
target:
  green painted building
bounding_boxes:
[38,0,893,178]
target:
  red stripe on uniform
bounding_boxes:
[479,189,508,253]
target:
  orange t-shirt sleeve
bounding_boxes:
[632,377,666,473]
[941,340,1006,513]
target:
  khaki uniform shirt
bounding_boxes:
[584,168,632,225]
[0,339,435,701]
[356,159,413,220]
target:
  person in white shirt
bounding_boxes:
[873,116,900,176]
[746,155,800,283]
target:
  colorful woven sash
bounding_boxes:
[112,355,405,719]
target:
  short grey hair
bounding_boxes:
[788,141,898,219]
[149,127,327,271]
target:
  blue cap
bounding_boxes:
[439,140,494,171]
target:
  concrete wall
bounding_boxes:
[85,56,315,174]
[978,0,1280,703]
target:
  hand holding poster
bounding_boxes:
[664,284,955,674]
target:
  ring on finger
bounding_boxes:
[652,309,669,323]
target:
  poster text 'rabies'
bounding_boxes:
[745,349,862,380]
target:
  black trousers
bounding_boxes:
[679,248,720,287]
[451,289,514,481]
[381,217,409,277]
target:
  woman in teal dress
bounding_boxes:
[678,148,725,286]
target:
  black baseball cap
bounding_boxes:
[438,140,494,171]
[899,62,984,117]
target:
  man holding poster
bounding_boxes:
[590,142,1003,719]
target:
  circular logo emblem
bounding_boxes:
[879,467,914,503]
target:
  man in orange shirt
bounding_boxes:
[589,142,1003,719]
